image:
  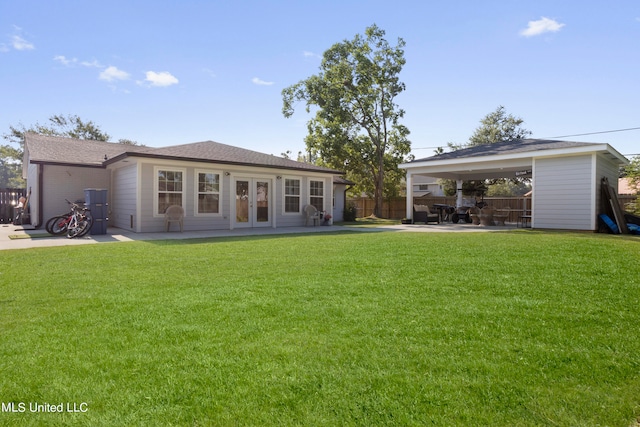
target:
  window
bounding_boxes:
[196,171,221,214]
[157,169,184,215]
[284,178,301,213]
[309,179,324,211]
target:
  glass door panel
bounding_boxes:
[236,180,249,224]
[256,181,269,223]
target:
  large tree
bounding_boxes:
[442,106,532,196]
[282,24,411,217]
[447,106,532,151]
[623,156,640,214]
[1,114,139,188]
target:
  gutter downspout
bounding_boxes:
[36,164,43,228]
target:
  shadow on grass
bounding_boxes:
[140,229,378,247]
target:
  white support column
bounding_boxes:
[405,171,414,219]
[456,179,463,208]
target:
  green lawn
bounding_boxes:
[1,231,639,426]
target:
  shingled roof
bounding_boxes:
[409,139,600,163]
[24,134,343,174]
[24,133,148,166]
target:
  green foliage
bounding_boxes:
[486,179,532,196]
[0,232,639,426]
[1,114,135,187]
[449,105,532,151]
[342,203,357,221]
[624,156,640,214]
[282,25,411,217]
[442,106,532,196]
[624,156,640,193]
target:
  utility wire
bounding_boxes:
[544,126,640,139]
[413,126,640,153]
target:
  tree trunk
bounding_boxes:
[373,153,385,217]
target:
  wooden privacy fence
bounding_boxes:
[348,195,638,222]
[0,188,26,223]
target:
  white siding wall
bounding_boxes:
[41,165,109,227]
[533,155,594,230]
[333,185,347,222]
[111,164,138,230]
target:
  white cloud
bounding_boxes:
[303,50,321,59]
[12,35,34,50]
[520,17,565,37]
[99,66,130,82]
[252,77,274,86]
[202,68,216,78]
[81,59,102,68]
[144,71,179,87]
[54,55,77,66]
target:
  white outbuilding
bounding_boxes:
[399,139,629,231]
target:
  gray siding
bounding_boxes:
[134,162,333,232]
[25,163,39,226]
[533,155,593,230]
[111,164,138,230]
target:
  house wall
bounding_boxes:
[532,154,594,230]
[333,185,346,222]
[40,165,110,227]
[111,163,138,231]
[25,163,39,226]
[134,160,334,232]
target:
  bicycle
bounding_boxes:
[45,200,93,238]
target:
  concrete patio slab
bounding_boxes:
[0,221,520,251]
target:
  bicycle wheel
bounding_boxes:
[76,214,94,238]
[48,215,70,235]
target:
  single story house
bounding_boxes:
[23,133,349,232]
[400,139,629,231]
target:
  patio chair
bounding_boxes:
[304,205,320,226]
[13,190,30,225]
[164,205,184,232]
[413,204,440,224]
[478,207,495,226]
[493,207,511,226]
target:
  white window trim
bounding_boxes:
[283,175,302,215]
[308,178,325,212]
[194,169,223,217]
[154,166,187,217]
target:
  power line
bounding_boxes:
[413,126,640,152]
[545,126,640,139]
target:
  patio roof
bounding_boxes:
[400,139,629,180]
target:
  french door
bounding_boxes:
[234,177,272,228]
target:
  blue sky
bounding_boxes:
[1,0,639,158]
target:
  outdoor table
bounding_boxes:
[433,204,454,222]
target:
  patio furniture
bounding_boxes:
[468,206,481,225]
[304,205,320,226]
[519,213,532,228]
[413,204,440,224]
[478,207,495,226]
[433,204,455,222]
[13,190,30,225]
[164,205,184,232]
[493,207,511,226]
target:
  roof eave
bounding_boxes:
[105,152,344,174]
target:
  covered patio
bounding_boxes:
[400,139,629,231]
